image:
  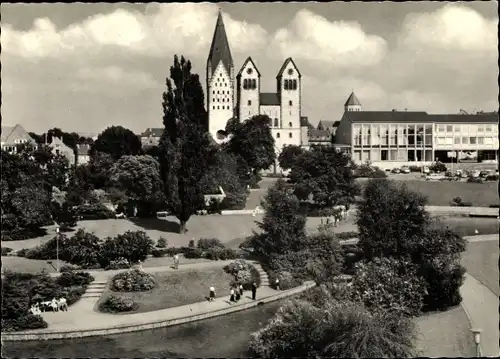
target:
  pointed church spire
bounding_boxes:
[207,10,233,74]
[344,91,361,106]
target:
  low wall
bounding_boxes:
[221,209,265,216]
[1,281,316,341]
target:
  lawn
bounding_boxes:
[97,267,235,314]
[414,305,476,357]
[461,239,499,296]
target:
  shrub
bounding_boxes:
[269,270,300,290]
[219,192,248,211]
[74,203,115,220]
[429,161,447,173]
[55,271,94,288]
[188,239,195,248]
[2,314,48,332]
[16,248,29,257]
[157,237,168,248]
[99,295,138,313]
[467,177,483,183]
[350,257,426,317]
[335,231,358,241]
[485,174,499,181]
[111,269,156,292]
[205,247,238,261]
[105,257,131,270]
[163,247,185,257]
[1,227,48,242]
[59,264,82,272]
[151,248,167,258]
[183,247,204,259]
[65,286,87,306]
[450,196,473,207]
[223,259,261,290]
[197,237,224,250]
[2,247,13,256]
[409,165,421,172]
[101,231,154,266]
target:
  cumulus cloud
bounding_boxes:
[2,4,269,59]
[74,66,158,89]
[400,4,497,53]
[268,9,388,67]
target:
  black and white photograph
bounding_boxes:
[1,2,498,358]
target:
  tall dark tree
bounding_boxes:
[92,126,142,160]
[278,144,304,171]
[225,114,276,174]
[158,55,216,233]
[289,145,359,208]
[47,153,70,190]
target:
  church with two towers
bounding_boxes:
[206,11,304,172]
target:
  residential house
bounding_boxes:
[50,136,76,165]
[140,128,163,149]
[77,144,91,165]
[1,124,37,153]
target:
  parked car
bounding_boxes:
[400,166,410,174]
[422,166,430,174]
[480,170,492,178]
[470,170,481,178]
[391,168,401,174]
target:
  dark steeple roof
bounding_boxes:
[207,10,233,73]
[276,57,302,78]
[345,92,361,106]
[237,57,261,78]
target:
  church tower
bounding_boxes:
[344,91,362,112]
[277,58,302,131]
[207,10,234,141]
[236,57,261,121]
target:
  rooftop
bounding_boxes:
[343,111,499,124]
[259,93,280,106]
[344,92,361,107]
[207,11,233,73]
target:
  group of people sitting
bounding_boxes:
[330,204,350,226]
[29,297,68,315]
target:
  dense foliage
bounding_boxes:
[100,231,155,267]
[223,259,261,290]
[92,125,142,160]
[111,269,156,292]
[278,144,304,171]
[99,295,138,313]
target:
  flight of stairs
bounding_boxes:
[252,262,271,288]
[81,280,107,299]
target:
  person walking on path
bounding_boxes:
[275,278,280,290]
[173,254,180,270]
[209,286,216,302]
[229,288,235,303]
[251,282,257,300]
[235,286,241,302]
[239,284,244,296]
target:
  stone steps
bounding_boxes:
[252,263,272,288]
[81,281,107,299]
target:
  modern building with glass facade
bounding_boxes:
[334,93,499,169]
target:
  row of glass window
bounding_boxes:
[243,79,257,90]
[352,149,434,162]
[436,124,497,133]
[354,135,432,147]
[212,105,230,110]
[353,124,433,137]
[436,137,496,145]
[246,100,293,106]
[284,79,298,90]
[275,132,293,139]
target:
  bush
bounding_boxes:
[163,247,185,257]
[157,237,168,248]
[467,177,483,183]
[183,247,204,259]
[205,247,238,261]
[65,286,87,306]
[151,248,167,258]
[188,239,195,248]
[268,270,300,290]
[101,231,154,266]
[59,264,82,272]
[197,237,224,250]
[350,257,426,317]
[55,271,94,288]
[74,203,115,220]
[429,161,447,173]
[2,247,13,256]
[99,295,138,313]
[111,269,156,292]
[2,314,48,332]
[450,196,473,207]
[1,227,48,242]
[105,257,131,270]
[485,174,499,181]
[335,231,358,241]
[422,260,466,312]
[16,248,29,257]
[409,165,421,172]
[223,259,261,290]
[219,192,248,210]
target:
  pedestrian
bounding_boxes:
[209,286,216,302]
[235,286,241,301]
[133,206,137,217]
[275,278,280,290]
[173,254,179,269]
[251,282,257,300]
[230,287,235,303]
[239,284,244,296]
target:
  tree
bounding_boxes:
[225,114,276,174]
[250,179,307,260]
[109,155,165,217]
[278,144,304,171]
[289,145,359,208]
[87,152,115,189]
[200,150,246,195]
[92,126,142,160]
[47,153,70,190]
[249,291,417,358]
[158,55,216,233]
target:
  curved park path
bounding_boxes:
[4,259,314,340]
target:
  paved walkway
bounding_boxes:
[22,260,283,334]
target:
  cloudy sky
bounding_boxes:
[2,2,498,135]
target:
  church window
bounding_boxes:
[213,91,215,94]
[277,132,281,138]
[284,80,289,90]
[247,68,253,75]
[252,79,256,89]
[288,69,294,75]
[292,80,297,90]
[217,106,220,109]
[248,100,252,106]
[217,91,219,94]
[274,118,279,127]
[289,122,292,127]
[289,132,293,138]
[243,79,248,89]
[289,100,293,106]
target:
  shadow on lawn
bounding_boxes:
[128,217,180,234]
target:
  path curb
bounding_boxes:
[1,281,316,341]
